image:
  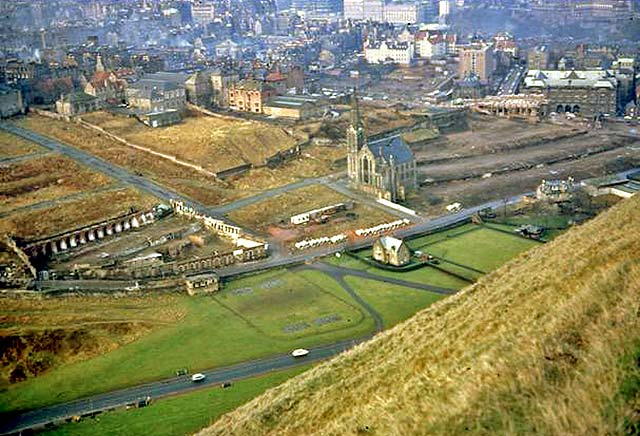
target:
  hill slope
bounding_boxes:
[200,196,640,436]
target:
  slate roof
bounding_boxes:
[130,79,181,99]
[377,236,405,253]
[367,135,415,165]
[524,69,617,89]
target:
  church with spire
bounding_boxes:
[347,91,417,202]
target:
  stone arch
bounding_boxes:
[573,105,580,114]
[556,105,564,113]
[565,105,572,113]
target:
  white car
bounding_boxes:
[191,373,206,382]
[291,348,309,358]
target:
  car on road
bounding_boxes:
[291,348,309,358]
[191,373,206,382]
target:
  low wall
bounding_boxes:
[31,108,71,122]
[216,163,252,179]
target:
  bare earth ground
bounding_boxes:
[228,185,394,247]
[0,154,113,214]
[410,116,640,215]
[0,187,157,241]
[81,111,307,172]
[412,114,584,163]
[0,131,42,158]
[0,294,185,388]
[13,116,230,206]
[296,104,419,142]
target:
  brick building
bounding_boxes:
[523,69,618,117]
[227,80,277,113]
[458,43,495,84]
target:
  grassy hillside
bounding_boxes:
[199,195,640,436]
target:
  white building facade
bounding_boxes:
[365,40,415,65]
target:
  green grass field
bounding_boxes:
[0,270,373,413]
[345,277,443,328]
[219,269,370,339]
[41,365,312,436]
[1,224,543,419]
[329,254,470,289]
[328,224,537,286]
[423,227,540,272]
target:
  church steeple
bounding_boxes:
[350,88,362,128]
[347,88,366,185]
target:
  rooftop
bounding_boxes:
[367,135,415,165]
[524,69,617,89]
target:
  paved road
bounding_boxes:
[212,191,530,279]
[496,65,525,96]
[2,258,461,434]
[301,263,457,295]
[0,338,368,435]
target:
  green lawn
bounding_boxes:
[0,270,374,413]
[345,277,443,328]
[405,224,480,251]
[329,254,469,289]
[219,269,369,339]
[330,224,539,283]
[423,227,541,272]
[42,365,312,436]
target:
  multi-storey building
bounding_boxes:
[0,85,25,118]
[191,1,215,26]
[384,2,424,24]
[210,68,239,108]
[523,69,618,117]
[227,80,277,114]
[528,45,551,70]
[291,0,342,15]
[458,43,495,83]
[415,31,446,58]
[125,74,187,113]
[343,0,385,20]
[365,40,414,65]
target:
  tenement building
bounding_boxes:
[227,80,277,113]
[347,93,417,202]
[523,69,618,117]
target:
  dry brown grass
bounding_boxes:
[227,145,346,194]
[199,195,640,436]
[12,115,343,207]
[82,111,306,172]
[0,155,113,214]
[0,294,185,387]
[228,185,347,229]
[0,187,157,240]
[0,131,42,158]
[13,115,234,206]
[228,184,393,242]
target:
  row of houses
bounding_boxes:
[364,25,457,66]
[55,65,322,121]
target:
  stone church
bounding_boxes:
[347,93,417,202]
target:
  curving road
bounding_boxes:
[0,338,369,436]
[3,122,635,434]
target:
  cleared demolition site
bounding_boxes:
[1,98,639,436]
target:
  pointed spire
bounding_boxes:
[350,87,362,128]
